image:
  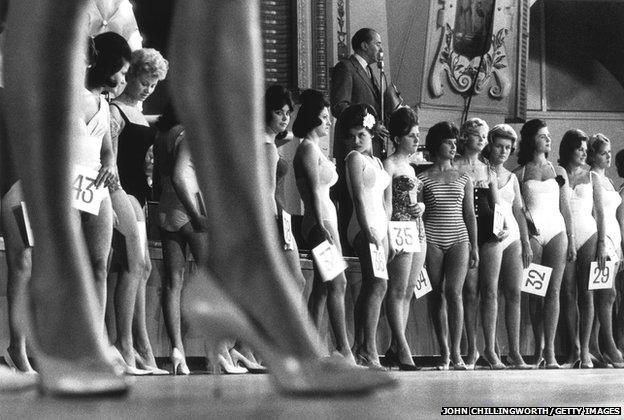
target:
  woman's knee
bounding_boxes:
[328,274,347,295]
[7,248,31,275]
[369,279,388,299]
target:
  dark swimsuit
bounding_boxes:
[0,89,18,197]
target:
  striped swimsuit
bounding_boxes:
[418,171,470,252]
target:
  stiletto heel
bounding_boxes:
[171,347,190,375]
[4,348,37,375]
[183,274,397,395]
[215,351,247,374]
[229,348,267,374]
[110,347,152,376]
[133,350,169,375]
[602,353,624,368]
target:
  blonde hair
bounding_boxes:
[458,117,489,155]
[127,48,169,81]
[483,123,517,159]
[587,133,610,167]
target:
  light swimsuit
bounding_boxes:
[520,163,566,247]
[298,142,340,246]
[498,173,521,250]
[76,93,109,170]
[594,172,622,261]
[346,151,391,247]
[418,171,470,252]
[567,173,597,251]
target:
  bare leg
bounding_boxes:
[577,236,596,366]
[541,232,567,366]
[462,264,479,366]
[561,258,580,364]
[444,243,470,366]
[426,244,450,367]
[479,241,504,367]
[528,239,544,362]
[160,229,188,356]
[596,283,624,363]
[500,242,526,366]
[4,0,126,394]
[386,252,415,365]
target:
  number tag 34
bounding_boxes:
[72,165,109,215]
[311,240,347,282]
[388,221,420,253]
[521,263,553,297]
[413,267,432,299]
[588,261,617,290]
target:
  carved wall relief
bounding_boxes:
[429,0,514,99]
[336,0,349,60]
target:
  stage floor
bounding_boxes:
[2,368,623,419]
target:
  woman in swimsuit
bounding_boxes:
[381,107,425,370]
[342,104,391,369]
[558,130,608,368]
[417,121,478,370]
[292,89,354,363]
[586,134,624,368]
[513,119,575,369]
[614,149,624,354]
[484,124,532,369]
[109,47,169,374]
[455,117,503,369]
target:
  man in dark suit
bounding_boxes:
[330,28,388,255]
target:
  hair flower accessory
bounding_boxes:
[362,112,375,130]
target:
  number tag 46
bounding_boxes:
[72,165,109,215]
[311,240,347,282]
[388,221,420,253]
[588,261,616,290]
[521,263,553,297]
[369,243,388,280]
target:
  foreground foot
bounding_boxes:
[464,351,479,370]
[0,365,38,392]
[4,347,37,374]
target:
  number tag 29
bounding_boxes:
[588,261,616,290]
[369,243,388,280]
[521,263,553,297]
[388,221,420,253]
[72,165,109,215]
[311,240,347,282]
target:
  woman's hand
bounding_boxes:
[495,228,509,242]
[96,164,117,189]
[366,227,382,249]
[190,214,210,232]
[567,236,577,262]
[469,244,479,268]
[407,203,423,219]
[320,224,334,245]
[596,240,608,271]
[521,240,533,269]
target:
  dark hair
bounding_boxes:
[338,103,377,139]
[483,124,517,159]
[388,107,418,148]
[558,129,588,167]
[264,85,293,125]
[615,150,624,178]
[351,28,377,52]
[292,89,329,138]
[87,32,132,90]
[517,118,548,165]
[425,121,459,157]
[587,133,610,167]
[155,102,179,132]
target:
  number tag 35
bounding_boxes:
[388,221,420,253]
[588,261,616,290]
[72,165,109,215]
[521,263,553,297]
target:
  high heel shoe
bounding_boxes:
[207,347,247,374]
[602,353,624,368]
[4,348,37,375]
[382,348,398,368]
[110,347,152,376]
[464,352,479,370]
[397,362,421,371]
[450,358,467,371]
[355,353,388,371]
[133,350,169,375]
[506,359,532,370]
[171,348,190,375]
[183,274,397,395]
[229,348,267,374]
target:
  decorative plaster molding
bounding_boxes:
[297,0,310,88]
[336,0,349,60]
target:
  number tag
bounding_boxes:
[493,204,505,236]
[388,221,420,253]
[414,267,432,299]
[588,261,616,290]
[311,240,347,282]
[521,263,553,297]
[369,243,388,280]
[281,210,295,250]
[71,165,108,215]
[19,202,35,248]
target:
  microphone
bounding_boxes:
[377,51,384,70]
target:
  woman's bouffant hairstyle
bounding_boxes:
[87,32,132,90]
[425,121,459,157]
[338,103,377,139]
[388,107,418,148]
[264,85,293,125]
[587,133,610,167]
[458,117,489,155]
[517,118,548,165]
[558,129,588,167]
[126,48,169,82]
[483,123,517,159]
[292,89,330,138]
[615,149,624,178]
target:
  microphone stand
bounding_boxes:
[378,58,387,158]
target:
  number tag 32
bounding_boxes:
[388,221,420,253]
[311,240,347,282]
[588,261,616,290]
[72,165,109,215]
[521,263,553,297]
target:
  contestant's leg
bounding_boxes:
[560,257,580,364]
[405,240,426,329]
[540,232,567,366]
[479,241,503,366]
[595,275,624,363]
[306,226,329,336]
[386,252,414,365]
[499,242,526,365]
[4,0,126,394]
[426,244,449,367]
[444,242,470,366]
[577,236,596,366]
[462,262,479,366]
[528,239,544,362]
